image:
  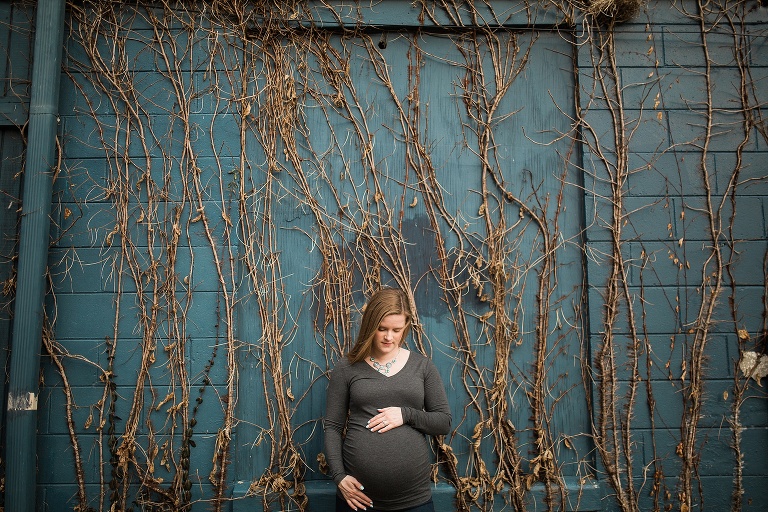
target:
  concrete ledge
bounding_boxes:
[232,478,603,511]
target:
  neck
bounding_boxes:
[371,346,400,362]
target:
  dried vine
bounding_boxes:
[575,1,768,511]
[7,1,763,512]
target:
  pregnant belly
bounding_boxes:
[343,424,431,501]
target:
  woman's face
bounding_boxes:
[371,313,407,359]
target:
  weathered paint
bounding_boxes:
[7,392,38,411]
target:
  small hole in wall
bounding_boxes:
[378,32,388,50]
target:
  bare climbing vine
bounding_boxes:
[574,1,768,511]
[3,0,763,511]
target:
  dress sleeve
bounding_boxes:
[401,358,452,435]
[323,363,350,485]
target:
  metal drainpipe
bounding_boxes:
[6,0,66,510]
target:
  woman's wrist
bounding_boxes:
[400,406,411,425]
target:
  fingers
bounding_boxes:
[346,495,373,511]
[339,476,373,510]
[367,407,403,433]
[366,414,390,433]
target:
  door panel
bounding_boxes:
[235,28,588,497]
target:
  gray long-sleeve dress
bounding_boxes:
[323,352,451,510]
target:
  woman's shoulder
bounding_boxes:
[405,350,437,372]
[407,350,427,363]
[326,358,346,378]
[329,357,367,377]
[330,357,353,373]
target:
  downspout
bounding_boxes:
[5,1,66,511]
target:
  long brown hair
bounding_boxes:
[347,288,413,364]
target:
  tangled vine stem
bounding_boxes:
[575,1,768,511]
[15,1,764,511]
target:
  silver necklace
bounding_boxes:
[370,348,401,375]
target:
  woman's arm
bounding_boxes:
[323,364,350,485]
[324,363,375,510]
[401,359,452,435]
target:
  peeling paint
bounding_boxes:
[7,392,38,411]
[739,351,768,386]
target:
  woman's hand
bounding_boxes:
[367,407,403,433]
[338,475,373,511]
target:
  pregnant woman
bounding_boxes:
[323,287,452,512]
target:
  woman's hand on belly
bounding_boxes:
[338,475,374,510]
[366,407,403,433]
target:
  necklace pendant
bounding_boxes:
[370,348,400,375]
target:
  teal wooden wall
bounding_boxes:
[0,0,766,511]
[581,4,768,509]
